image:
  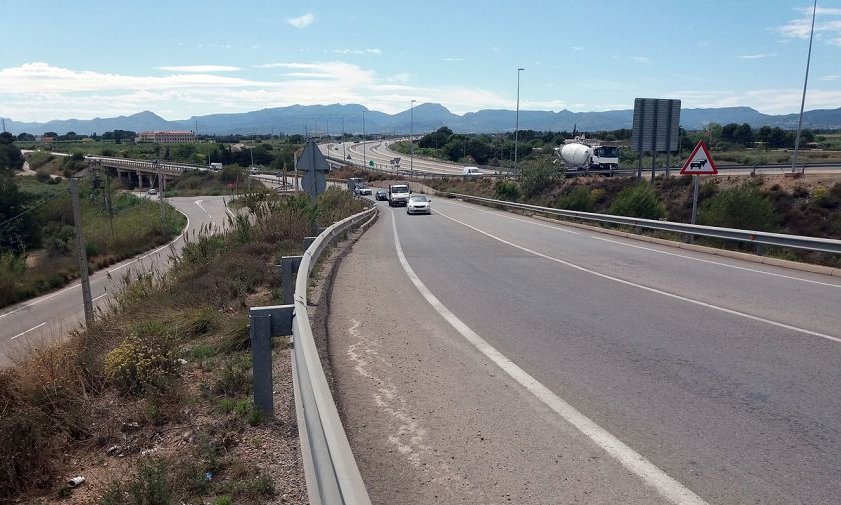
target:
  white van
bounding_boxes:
[462,166,482,179]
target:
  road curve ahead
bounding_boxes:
[329,195,841,504]
[0,195,234,367]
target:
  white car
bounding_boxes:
[406,195,431,215]
[354,184,372,196]
[147,188,158,196]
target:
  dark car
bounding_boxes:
[375,189,388,201]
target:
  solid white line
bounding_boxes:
[435,208,841,344]
[11,322,46,340]
[444,199,839,289]
[92,293,108,302]
[390,213,709,505]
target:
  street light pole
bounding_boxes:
[792,0,818,175]
[342,115,346,162]
[410,99,416,177]
[362,109,367,169]
[514,67,525,177]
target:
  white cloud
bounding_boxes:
[738,54,776,59]
[632,56,651,64]
[777,7,841,46]
[157,65,240,72]
[4,61,841,123]
[331,48,382,55]
[820,74,839,81]
[288,12,315,29]
[571,46,584,51]
[443,57,463,62]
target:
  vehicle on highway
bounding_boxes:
[347,177,363,190]
[406,194,431,215]
[388,183,411,207]
[375,189,388,201]
[147,188,158,196]
[463,166,483,179]
[354,184,372,196]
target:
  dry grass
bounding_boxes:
[0,188,363,503]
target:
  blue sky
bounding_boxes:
[3,1,841,122]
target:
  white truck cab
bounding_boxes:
[387,183,411,207]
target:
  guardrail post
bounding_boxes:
[249,305,295,418]
[281,256,302,305]
[250,313,275,418]
[304,236,317,249]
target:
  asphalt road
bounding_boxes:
[0,195,233,367]
[328,195,841,504]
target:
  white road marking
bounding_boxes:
[445,199,840,289]
[195,199,212,219]
[435,208,841,344]
[11,322,46,340]
[390,213,709,505]
[92,293,108,302]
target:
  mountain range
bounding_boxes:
[4,103,841,136]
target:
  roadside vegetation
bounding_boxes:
[1,173,185,309]
[428,169,841,268]
[0,186,365,503]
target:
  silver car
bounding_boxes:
[406,195,431,215]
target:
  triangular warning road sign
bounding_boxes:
[680,141,717,175]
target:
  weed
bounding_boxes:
[213,354,252,396]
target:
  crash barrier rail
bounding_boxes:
[448,192,841,255]
[249,203,377,505]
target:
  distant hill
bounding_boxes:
[5,103,841,136]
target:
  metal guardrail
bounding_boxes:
[291,204,377,505]
[449,193,841,255]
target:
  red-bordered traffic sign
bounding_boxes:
[680,141,718,175]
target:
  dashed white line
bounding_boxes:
[11,322,46,340]
[390,212,709,505]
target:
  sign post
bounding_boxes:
[681,141,718,241]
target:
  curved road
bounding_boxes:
[0,195,233,366]
[329,195,841,504]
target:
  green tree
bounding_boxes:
[0,132,24,170]
[608,183,665,220]
[519,159,555,198]
[0,172,39,254]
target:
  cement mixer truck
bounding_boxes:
[555,137,619,173]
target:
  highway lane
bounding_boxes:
[330,195,841,504]
[0,195,233,366]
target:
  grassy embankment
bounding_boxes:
[0,187,366,503]
[1,176,185,308]
[423,170,841,268]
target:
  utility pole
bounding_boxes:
[154,160,164,221]
[70,177,94,328]
[792,0,818,175]
[514,67,525,177]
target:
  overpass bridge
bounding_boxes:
[85,156,209,189]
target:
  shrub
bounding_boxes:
[519,160,555,198]
[608,183,665,220]
[698,181,777,231]
[556,186,595,212]
[494,180,521,201]
[104,329,178,394]
[213,354,252,396]
[34,169,51,182]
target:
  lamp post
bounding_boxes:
[362,109,366,169]
[342,115,346,162]
[792,0,818,175]
[410,99,416,177]
[514,67,525,177]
